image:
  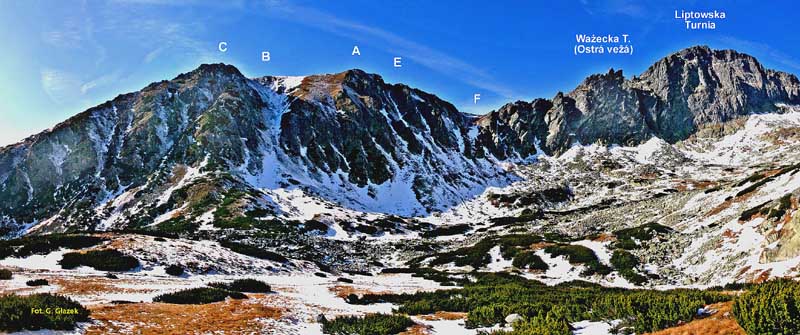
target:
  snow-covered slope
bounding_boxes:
[2,47,800,291]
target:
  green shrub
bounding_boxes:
[591,289,725,332]
[512,251,549,271]
[153,287,247,304]
[740,195,793,222]
[353,224,379,235]
[321,314,414,335]
[0,269,11,280]
[733,279,800,335]
[214,216,260,230]
[612,223,672,250]
[154,218,199,233]
[736,172,766,186]
[610,250,647,285]
[59,249,140,271]
[543,245,595,264]
[379,267,468,286]
[739,201,771,222]
[245,208,272,217]
[610,249,638,269]
[0,234,106,260]
[426,234,543,269]
[768,194,793,219]
[349,272,727,333]
[420,224,471,238]
[618,269,647,286]
[165,264,184,276]
[736,176,774,197]
[0,293,89,331]
[209,279,271,293]
[26,279,48,286]
[493,308,572,335]
[219,240,289,263]
[301,220,329,234]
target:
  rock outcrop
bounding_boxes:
[1,46,799,234]
[491,46,800,155]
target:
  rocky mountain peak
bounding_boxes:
[1,47,800,235]
[634,46,800,141]
[582,68,625,86]
[665,44,761,64]
[341,68,383,86]
[183,63,245,79]
[674,44,713,56]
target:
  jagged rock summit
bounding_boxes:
[480,45,800,155]
[1,45,799,235]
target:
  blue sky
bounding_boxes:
[1,0,799,146]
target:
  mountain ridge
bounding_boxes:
[4,45,798,152]
[1,45,799,236]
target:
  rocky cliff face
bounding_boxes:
[0,64,513,234]
[273,69,484,187]
[254,69,513,214]
[1,46,799,235]
[0,64,274,233]
[491,45,800,155]
[473,99,550,160]
[637,46,800,141]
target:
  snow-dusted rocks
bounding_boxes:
[2,46,800,292]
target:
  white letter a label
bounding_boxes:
[352,45,361,56]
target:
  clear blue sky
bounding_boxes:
[1,0,799,146]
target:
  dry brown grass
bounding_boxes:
[529,242,555,250]
[736,267,772,283]
[736,265,752,278]
[2,274,137,296]
[706,200,733,217]
[106,237,138,250]
[399,324,432,335]
[674,179,718,192]
[592,233,616,243]
[168,165,189,184]
[86,294,283,335]
[645,301,745,335]
[416,311,467,321]
[50,277,114,295]
[49,276,156,298]
[706,190,759,219]
[762,127,800,145]
[754,269,772,283]
[762,168,786,178]
[329,285,392,299]
[722,229,739,239]
[292,73,346,100]
[691,180,718,190]
[706,199,732,217]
